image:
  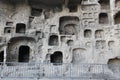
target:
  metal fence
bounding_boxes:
[0,62,119,79]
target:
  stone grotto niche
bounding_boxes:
[50,51,63,65]
[31,8,43,16]
[115,0,120,8]
[61,36,66,42]
[98,0,110,10]
[68,4,78,12]
[18,45,30,62]
[114,11,120,24]
[99,13,109,24]
[84,29,92,38]
[72,48,86,64]
[7,37,36,62]
[16,23,26,33]
[44,9,52,19]
[95,30,104,38]
[6,22,13,26]
[48,35,59,46]
[68,2,78,12]
[59,16,79,35]
[67,40,74,46]
[67,0,81,12]
[4,27,12,34]
[108,41,115,49]
[108,58,120,73]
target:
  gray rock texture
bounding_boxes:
[0,0,120,79]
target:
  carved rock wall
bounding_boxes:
[0,0,120,70]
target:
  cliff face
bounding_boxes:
[0,0,120,72]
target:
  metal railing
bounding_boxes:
[0,62,119,79]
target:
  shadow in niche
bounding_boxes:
[114,11,120,24]
[108,58,120,73]
[4,27,12,34]
[84,29,92,38]
[67,0,81,12]
[50,51,63,65]
[18,45,30,62]
[49,35,59,46]
[98,0,110,10]
[59,16,79,35]
[31,8,43,16]
[6,37,36,66]
[16,23,26,33]
[95,30,104,38]
[115,0,120,7]
[0,51,4,64]
[99,13,108,24]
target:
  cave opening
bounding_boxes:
[18,45,30,62]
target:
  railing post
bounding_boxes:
[70,63,72,79]
[0,63,2,78]
[0,46,7,79]
[1,63,4,78]
[3,46,7,65]
[102,64,104,79]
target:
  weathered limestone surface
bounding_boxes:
[0,0,120,79]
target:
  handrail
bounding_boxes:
[0,62,119,79]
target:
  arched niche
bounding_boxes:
[72,48,86,64]
[99,13,109,24]
[50,51,63,65]
[18,45,30,62]
[67,40,74,46]
[59,16,79,35]
[84,29,92,38]
[95,30,104,38]
[7,37,36,62]
[48,35,59,46]
[108,58,120,73]
[114,11,120,24]
[98,0,110,10]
